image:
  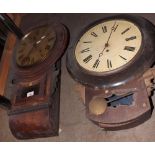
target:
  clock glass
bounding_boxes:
[16,25,56,67]
[75,20,142,73]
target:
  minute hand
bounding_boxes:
[106,21,117,46]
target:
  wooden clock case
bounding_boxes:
[8,18,69,139]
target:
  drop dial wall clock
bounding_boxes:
[9,22,69,139]
[67,14,155,130]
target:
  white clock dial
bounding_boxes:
[75,19,142,73]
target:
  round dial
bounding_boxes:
[75,20,142,73]
[16,25,56,67]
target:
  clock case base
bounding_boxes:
[8,61,61,139]
[77,68,155,130]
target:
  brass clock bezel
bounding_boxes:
[66,14,155,88]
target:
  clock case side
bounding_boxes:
[66,14,155,88]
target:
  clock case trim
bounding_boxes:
[67,14,155,88]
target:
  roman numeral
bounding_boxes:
[48,37,55,41]
[121,27,131,35]
[125,36,136,41]
[102,26,107,33]
[22,42,27,46]
[31,57,35,64]
[119,55,127,60]
[32,36,37,41]
[107,59,112,68]
[93,59,100,68]
[18,50,23,53]
[80,48,90,53]
[45,45,50,50]
[83,55,92,63]
[22,56,30,65]
[112,24,119,32]
[36,30,40,35]
[91,32,98,37]
[18,54,24,60]
[83,41,92,43]
[124,46,135,51]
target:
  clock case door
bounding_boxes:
[8,16,69,139]
[67,14,155,88]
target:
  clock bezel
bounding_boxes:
[74,19,143,76]
[13,22,69,81]
[67,14,155,88]
[15,25,57,68]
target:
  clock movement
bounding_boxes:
[67,14,155,130]
[8,23,69,139]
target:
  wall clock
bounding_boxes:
[67,14,155,130]
[9,23,69,139]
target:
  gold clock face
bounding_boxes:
[16,25,56,67]
[75,19,142,73]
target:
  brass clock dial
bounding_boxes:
[75,20,142,73]
[16,25,56,67]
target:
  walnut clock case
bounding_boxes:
[9,23,69,139]
[66,14,155,130]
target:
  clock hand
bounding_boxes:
[26,44,35,57]
[97,21,117,59]
[23,42,37,62]
[105,21,117,47]
[98,46,107,59]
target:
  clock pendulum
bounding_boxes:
[8,23,69,139]
[66,14,155,130]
